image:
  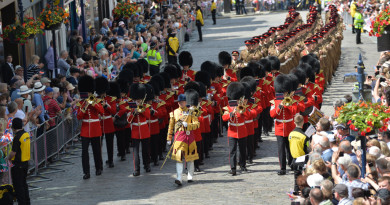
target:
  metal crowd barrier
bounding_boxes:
[342,11,353,26]
[25,109,81,190]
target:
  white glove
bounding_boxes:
[167,141,172,146]
[182,122,188,127]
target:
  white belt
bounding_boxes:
[245,120,253,123]
[83,119,100,123]
[132,121,148,126]
[275,118,293,123]
[229,122,245,127]
[149,119,158,123]
[102,115,112,120]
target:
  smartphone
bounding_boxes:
[368,162,374,167]
[339,152,344,157]
[377,65,382,70]
[368,76,372,79]
[380,77,386,83]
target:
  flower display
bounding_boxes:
[153,0,167,4]
[38,4,69,30]
[369,7,390,37]
[1,17,45,45]
[337,102,390,136]
[112,2,139,19]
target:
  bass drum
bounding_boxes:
[301,105,314,116]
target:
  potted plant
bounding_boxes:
[369,7,390,51]
[38,4,69,30]
[112,2,139,20]
[337,102,390,136]
[1,17,45,45]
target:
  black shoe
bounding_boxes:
[145,167,151,173]
[108,162,114,168]
[259,139,264,143]
[240,167,248,172]
[205,154,210,158]
[277,170,286,175]
[264,132,269,136]
[213,139,218,143]
[133,171,140,176]
[188,180,194,183]
[159,155,164,160]
[83,173,90,180]
[197,40,203,42]
[175,179,182,186]
[357,42,363,44]
[247,159,253,164]
[121,156,126,161]
[105,160,109,164]
[96,169,102,176]
[126,148,131,154]
[195,167,201,172]
[213,23,216,25]
[228,169,237,176]
[255,144,260,148]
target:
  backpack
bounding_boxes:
[0,184,15,205]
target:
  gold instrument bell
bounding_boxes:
[87,95,96,105]
[282,95,293,106]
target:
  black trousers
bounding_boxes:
[11,163,30,205]
[103,132,115,163]
[167,55,177,64]
[116,129,127,157]
[352,17,355,33]
[132,138,151,172]
[149,65,160,76]
[211,117,218,144]
[212,10,216,24]
[150,134,160,162]
[356,28,361,44]
[125,128,131,151]
[194,140,203,168]
[196,24,202,41]
[229,137,247,170]
[262,107,272,133]
[202,133,210,156]
[81,136,103,174]
[159,126,168,156]
[246,134,254,160]
[276,135,292,170]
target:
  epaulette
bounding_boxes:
[256,87,261,91]
[207,100,213,106]
[269,100,275,105]
[96,98,102,103]
[305,88,312,95]
[255,98,260,104]
[157,101,166,109]
[145,104,151,109]
[110,96,117,102]
[314,84,320,90]
[251,104,257,109]
[299,96,305,102]
[119,100,126,105]
[201,101,207,106]
[223,106,229,111]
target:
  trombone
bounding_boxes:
[128,94,147,124]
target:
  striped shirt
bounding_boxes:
[26,64,40,80]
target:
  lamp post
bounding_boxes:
[17,0,27,81]
[357,53,367,177]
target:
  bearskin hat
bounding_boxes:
[290,68,307,85]
[312,60,320,74]
[227,82,245,100]
[179,51,193,68]
[239,67,254,80]
[241,82,252,100]
[122,62,139,78]
[118,68,134,84]
[144,83,155,102]
[107,81,121,98]
[247,62,261,77]
[218,51,232,66]
[216,65,224,77]
[130,83,146,100]
[117,78,129,94]
[195,71,211,88]
[95,76,109,95]
[163,64,179,79]
[148,80,160,96]
[137,59,149,74]
[159,72,171,88]
[78,75,95,93]
[184,81,200,94]
[299,55,314,64]
[201,61,217,80]
[259,58,272,73]
[240,76,256,93]
[274,74,291,93]
[197,82,207,98]
[173,63,183,79]
[268,56,280,71]
[307,53,319,60]
[287,74,299,92]
[185,89,199,106]
[298,63,315,83]
[150,74,165,89]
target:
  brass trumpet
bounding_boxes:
[236,97,246,114]
[87,95,96,105]
[282,94,293,106]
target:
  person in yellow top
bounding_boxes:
[196,6,204,42]
[211,0,217,25]
[350,0,357,34]
[288,115,309,192]
[167,91,200,186]
[7,118,31,205]
[146,42,162,76]
[166,28,179,64]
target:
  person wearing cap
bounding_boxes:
[196,6,204,42]
[240,40,253,64]
[333,184,352,205]
[40,77,51,87]
[231,50,244,74]
[166,28,180,63]
[354,6,364,44]
[42,87,62,129]
[14,65,24,79]
[167,92,200,186]
[7,118,31,205]
[146,42,162,76]
[18,85,33,113]
[32,82,48,130]
[117,21,125,37]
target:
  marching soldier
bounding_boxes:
[179,51,196,81]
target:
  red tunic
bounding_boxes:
[270,99,298,137]
[128,106,151,139]
[149,101,164,135]
[101,96,117,134]
[77,100,104,138]
[224,69,238,82]
[115,97,131,131]
[222,106,249,139]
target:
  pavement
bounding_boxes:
[29,12,380,205]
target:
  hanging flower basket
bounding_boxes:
[112,2,139,20]
[38,4,69,30]
[369,6,390,37]
[1,17,45,45]
[336,102,390,136]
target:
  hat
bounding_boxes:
[201,61,217,80]
[17,85,32,95]
[274,74,291,93]
[52,87,60,93]
[76,58,85,66]
[33,82,46,92]
[185,89,199,106]
[307,173,324,188]
[194,71,211,88]
[144,83,155,102]
[129,83,146,100]
[333,184,349,196]
[244,40,252,45]
[231,51,239,56]
[78,75,95,93]
[179,51,193,68]
[45,87,53,93]
[66,83,75,91]
[15,65,23,71]
[227,82,245,100]
[119,21,125,26]
[177,94,186,102]
[11,118,23,130]
[218,51,232,66]
[40,77,51,85]
[336,124,348,130]
[140,28,146,33]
